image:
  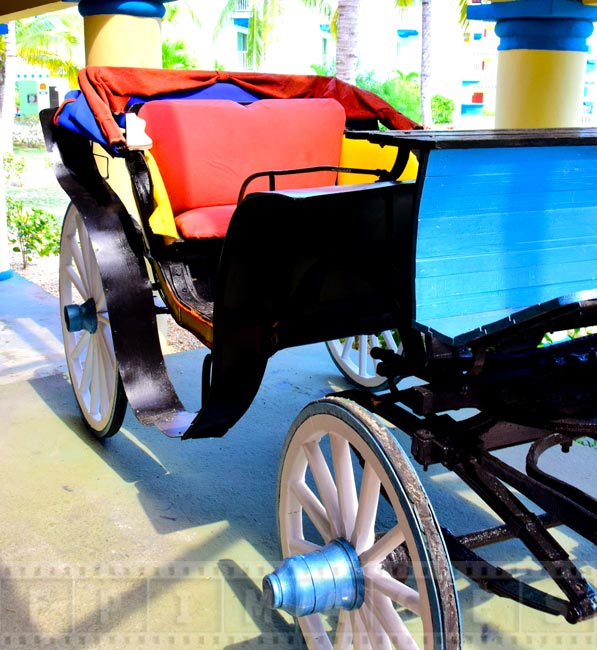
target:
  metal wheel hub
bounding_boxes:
[381,541,411,583]
[64,298,98,334]
[262,538,365,617]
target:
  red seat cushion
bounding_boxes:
[138,98,346,239]
[174,204,236,240]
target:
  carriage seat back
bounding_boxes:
[138,98,346,239]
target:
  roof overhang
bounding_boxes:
[1,1,76,22]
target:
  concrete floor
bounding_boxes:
[0,272,595,649]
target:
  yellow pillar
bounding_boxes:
[468,0,597,129]
[78,0,166,65]
[82,11,162,218]
[84,13,162,67]
[78,0,170,349]
[79,2,165,215]
[495,50,586,128]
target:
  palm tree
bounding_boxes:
[216,0,332,71]
[163,0,201,68]
[419,0,432,126]
[15,12,83,88]
[162,39,198,69]
[330,0,468,124]
[215,0,275,70]
[335,0,359,84]
[0,10,83,277]
[0,11,83,152]
[164,0,202,25]
[395,0,468,126]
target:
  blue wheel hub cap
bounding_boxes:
[64,298,98,334]
[262,538,365,617]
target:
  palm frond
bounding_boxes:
[301,0,333,21]
[458,0,469,28]
[247,5,264,69]
[394,0,469,31]
[162,39,197,70]
[15,12,84,80]
[214,0,241,38]
[164,0,201,29]
[329,8,338,41]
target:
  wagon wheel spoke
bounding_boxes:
[276,397,461,649]
[326,331,403,391]
[59,203,127,438]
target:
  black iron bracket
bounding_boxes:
[451,455,597,623]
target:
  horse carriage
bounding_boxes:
[41,66,596,649]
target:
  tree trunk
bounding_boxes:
[420,0,432,127]
[0,41,5,122]
[335,0,360,85]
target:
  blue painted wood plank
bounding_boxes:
[418,229,597,261]
[417,277,597,318]
[417,208,597,235]
[418,242,597,275]
[420,186,597,215]
[417,269,597,316]
[422,146,597,177]
[416,290,597,346]
[414,144,597,335]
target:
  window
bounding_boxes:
[237,31,249,69]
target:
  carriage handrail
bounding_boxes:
[237,164,395,202]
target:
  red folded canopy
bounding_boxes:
[77,66,421,150]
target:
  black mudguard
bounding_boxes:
[40,108,195,437]
[184,182,417,438]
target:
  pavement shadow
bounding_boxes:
[21,345,596,647]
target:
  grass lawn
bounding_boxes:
[6,146,70,220]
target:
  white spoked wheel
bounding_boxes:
[59,203,127,438]
[277,397,461,649]
[326,330,402,391]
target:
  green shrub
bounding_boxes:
[13,116,46,149]
[7,197,60,268]
[356,70,422,124]
[431,94,455,125]
[162,39,198,69]
[311,66,457,127]
[578,437,597,448]
[310,65,423,123]
[3,151,26,187]
[310,62,335,76]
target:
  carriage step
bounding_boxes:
[152,294,170,314]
